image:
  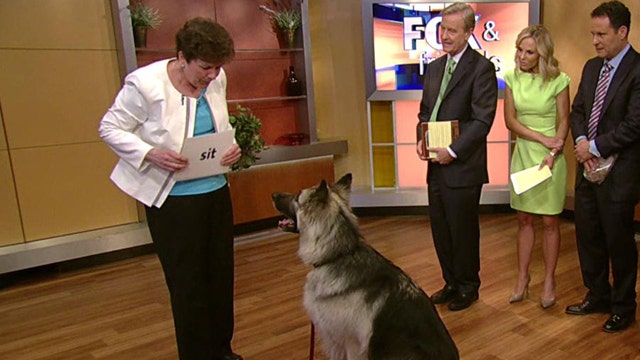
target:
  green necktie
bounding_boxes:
[429,58,456,122]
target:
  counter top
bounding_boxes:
[255,138,348,165]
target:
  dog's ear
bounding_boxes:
[316,179,329,201]
[332,173,352,196]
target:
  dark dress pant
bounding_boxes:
[428,168,483,295]
[575,180,638,317]
[146,185,235,360]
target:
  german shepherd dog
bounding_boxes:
[272,174,459,360]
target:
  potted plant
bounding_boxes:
[229,105,267,171]
[259,0,302,48]
[128,1,162,48]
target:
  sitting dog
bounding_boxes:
[272,174,459,360]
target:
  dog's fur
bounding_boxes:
[272,174,459,360]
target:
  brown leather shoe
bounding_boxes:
[430,284,458,304]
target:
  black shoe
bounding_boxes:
[603,314,635,333]
[448,292,478,311]
[431,284,458,304]
[218,353,243,360]
[565,300,611,315]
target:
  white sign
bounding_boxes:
[173,129,235,181]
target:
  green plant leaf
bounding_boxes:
[259,2,301,31]
[129,1,162,29]
[229,105,267,171]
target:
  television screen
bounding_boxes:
[362,0,540,100]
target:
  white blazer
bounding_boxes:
[99,59,232,207]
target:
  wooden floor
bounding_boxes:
[1,213,639,360]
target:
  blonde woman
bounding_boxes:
[504,25,570,309]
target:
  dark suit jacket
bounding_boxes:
[570,46,640,202]
[417,48,498,187]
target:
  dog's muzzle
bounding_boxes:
[277,217,299,233]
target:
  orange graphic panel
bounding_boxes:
[395,100,421,143]
[488,142,510,186]
[397,145,428,187]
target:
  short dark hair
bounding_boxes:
[176,17,235,64]
[591,1,631,32]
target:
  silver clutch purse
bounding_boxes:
[583,154,617,184]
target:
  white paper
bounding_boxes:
[173,129,235,181]
[510,165,552,195]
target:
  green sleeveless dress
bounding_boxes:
[505,70,570,215]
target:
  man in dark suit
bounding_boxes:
[566,0,640,333]
[416,3,497,311]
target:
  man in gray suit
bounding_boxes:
[566,0,640,333]
[416,2,497,311]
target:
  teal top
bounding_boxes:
[505,70,570,215]
[170,90,227,196]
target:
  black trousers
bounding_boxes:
[146,186,235,360]
[428,170,483,295]
[575,180,638,317]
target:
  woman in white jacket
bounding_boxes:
[99,18,242,360]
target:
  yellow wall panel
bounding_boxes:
[370,101,394,144]
[372,145,395,188]
[0,150,24,245]
[0,49,121,149]
[0,0,115,49]
[11,143,138,241]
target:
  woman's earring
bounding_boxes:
[180,63,185,71]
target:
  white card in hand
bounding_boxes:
[174,129,235,181]
[510,165,552,195]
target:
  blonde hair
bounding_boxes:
[514,25,560,83]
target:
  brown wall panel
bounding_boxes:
[214,0,281,50]
[228,157,335,224]
[226,54,300,100]
[143,0,216,50]
[0,110,23,245]
[11,143,138,241]
[309,0,370,185]
[0,0,115,50]
[232,102,302,145]
[0,110,6,151]
[0,0,139,247]
[0,150,24,246]
[0,49,121,149]
[134,49,173,67]
[133,0,284,53]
